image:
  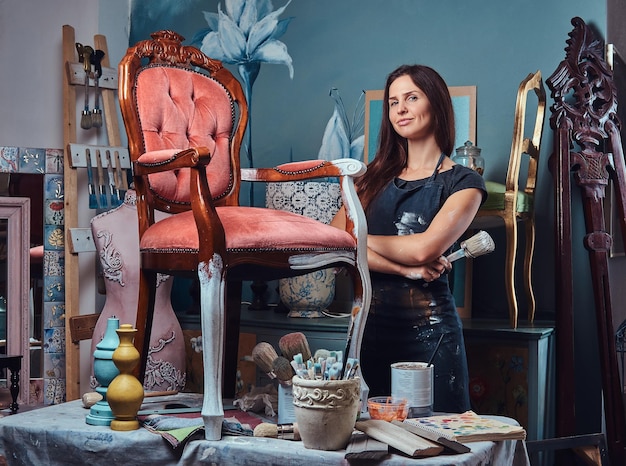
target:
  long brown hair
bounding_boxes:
[357,65,455,210]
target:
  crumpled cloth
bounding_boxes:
[233,384,278,417]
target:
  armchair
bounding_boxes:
[117,30,371,440]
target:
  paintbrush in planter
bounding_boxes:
[446,230,495,262]
[252,342,279,379]
[279,332,312,362]
[272,356,295,384]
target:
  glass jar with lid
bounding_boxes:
[452,140,484,175]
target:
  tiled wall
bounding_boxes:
[0,146,65,405]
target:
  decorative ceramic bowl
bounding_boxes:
[278,269,336,318]
[367,396,408,422]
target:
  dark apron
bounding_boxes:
[362,153,471,413]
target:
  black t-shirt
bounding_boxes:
[367,164,487,236]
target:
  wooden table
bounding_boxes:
[0,396,531,465]
[0,354,22,414]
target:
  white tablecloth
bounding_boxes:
[0,399,530,465]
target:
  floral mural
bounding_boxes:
[193,0,294,205]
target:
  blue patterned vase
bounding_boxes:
[266,181,342,318]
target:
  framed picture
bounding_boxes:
[364,86,477,162]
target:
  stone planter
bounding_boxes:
[291,376,361,450]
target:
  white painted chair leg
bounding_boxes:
[347,264,371,412]
[198,257,225,440]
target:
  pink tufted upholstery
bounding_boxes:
[136,67,234,203]
[141,206,356,252]
[118,30,371,441]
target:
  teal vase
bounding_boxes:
[86,317,120,426]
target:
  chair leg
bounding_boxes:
[345,263,372,410]
[224,280,242,399]
[503,214,519,328]
[524,217,537,323]
[198,257,225,440]
[135,269,158,382]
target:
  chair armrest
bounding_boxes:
[242,158,366,182]
[133,147,212,176]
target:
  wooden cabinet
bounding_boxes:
[462,320,555,441]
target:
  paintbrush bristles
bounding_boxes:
[462,230,495,258]
[279,332,312,362]
[272,356,295,383]
[253,422,301,440]
[446,230,495,262]
[251,342,279,375]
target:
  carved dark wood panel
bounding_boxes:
[547,16,626,466]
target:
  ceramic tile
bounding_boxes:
[43,301,65,328]
[44,225,65,250]
[44,174,64,200]
[0,146,18,172]
[43,327,65,354]
[18,147,46,174]
[43,352,66,379]
[44,199,64,225]
[45,149,64,174]
[43,276,64,302]
[43,250,64,277]
[43,377,66,405]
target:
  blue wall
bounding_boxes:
[130,0,607,432]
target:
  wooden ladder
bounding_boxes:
[62,25,128,400]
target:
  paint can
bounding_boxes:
[390,362,433,418]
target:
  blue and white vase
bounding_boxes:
[266,181,342,318]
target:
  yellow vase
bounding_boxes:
[107,324,144,431]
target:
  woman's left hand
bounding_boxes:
[404,256,451,282]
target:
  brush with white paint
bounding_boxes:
[446,230,495,262]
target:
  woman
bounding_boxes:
[332,64,486,413]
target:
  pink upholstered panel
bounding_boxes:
[135,66,234,203]
[140,207,356,252]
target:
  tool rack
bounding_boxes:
[62,25,130,400]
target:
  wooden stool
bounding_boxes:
[0,355,23,414]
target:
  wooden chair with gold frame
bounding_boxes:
[469,70,546,329]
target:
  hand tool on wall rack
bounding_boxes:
[95,150,108,208]
[113,150,128,202]
[105,150,120,206]
[76,43,94,130]
[90,49,105,128]
[85,149,98,209]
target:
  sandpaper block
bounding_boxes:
[355,420,443,458]
[345,431,389,460]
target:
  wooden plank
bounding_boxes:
[68,313,99,344]
[94,34,122,147]
[62,24,81,401]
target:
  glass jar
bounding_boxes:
[453,140,485,175]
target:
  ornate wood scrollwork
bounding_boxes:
[548,16,626,465]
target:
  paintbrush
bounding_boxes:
[279,332,312,362]
[272,356,295,384]
[251,342,279,379]
[446,230,495,262]
[253,422,301,440]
